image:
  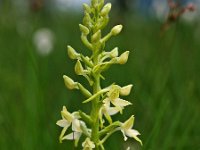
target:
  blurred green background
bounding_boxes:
[0,0,200,149]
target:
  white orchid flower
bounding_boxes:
[120,115,142,145]
[99,99,120,126]
[104,85,132,113]
[56,106,82,143]
[82,138,95,150]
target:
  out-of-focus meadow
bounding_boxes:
[0,0,200,149]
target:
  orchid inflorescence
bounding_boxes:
[56,0,142,149]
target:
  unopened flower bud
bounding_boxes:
[83,13,92,27]
[91,30,101,43]
[91,0,98,8]
[67,45,80,60]
[79,24,90,35]
[110,47,118,58]
[111,25,123,36]
[75,60,84,75]
[83,3,91,13]
[120,84,133,96]
[77,83,92,98]
[118,51,129,64]
[63,75,78,90]
[99,0,105,9]
[100,3,112,16]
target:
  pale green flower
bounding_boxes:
[99,99,120,125]
[56,106,82,143]
[120,115,142,145]
[82,138,95,150]
[104,85,132,113]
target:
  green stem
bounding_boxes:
[90,3,102,149]
[91,74,101,150]
[98,128,120,146]
[90,51,101,149]
[99,121,121,137]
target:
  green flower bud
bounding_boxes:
[79,110,92,125]
[100,3,112,16]
[118,51,129,64]
[79,24,90,35]
[63,75,78,90]
[120,84,133,96]
[91,30,101,43]
[75,60,84,75]
[83,13,92,29]
[67,45,80,60]
[91,0,98,8]
[81,55,93,68]
[110,47,118,58]
[98,16,109,30]
[111,25,123,36]
[83,3,91,13]
[99,0,105,9]
[77,83,92,98]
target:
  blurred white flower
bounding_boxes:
[33,28,54,56]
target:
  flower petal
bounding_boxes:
[104,110,113,124]
[103,98,110,105]
[62,132,81,140]
[121,129,128,141]
[72,119,82,132]
[112,98,132,107]
[132,134,142,145]
[107,85,120,100]
[122,115,134,130]
[124,129,142,145]
[56,119,70,128]
[59,125,68,143]
[125,129,140,137]
[82,138,95,149]
[106,107,120,115]
[61,106,73,122]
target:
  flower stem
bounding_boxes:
[90,53,101,149]
[98,128,120,146]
